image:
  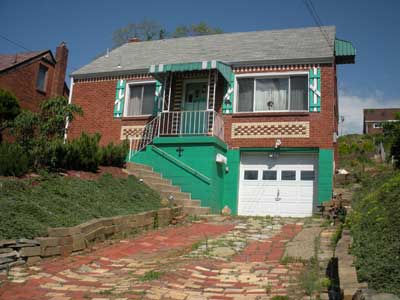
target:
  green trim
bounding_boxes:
[114,79,126,118]
[153,80,163,115]
[239,147,319,153]
[151,145,211,184]
[222,71,234,115]
[335,39,356,56]
[222,149,240,215]
[309,67,321,113]
[153,136,227,150]
[318,149,333,203]
[150,61,233,83]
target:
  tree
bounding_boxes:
[383,112,400,168]
[112,20,223,46]
[39,96,82,140]
[112,19,165,47]
[0,89,21,143]
[172,22,223,38]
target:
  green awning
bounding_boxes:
[149,60,233,82]
[335,38,356,64]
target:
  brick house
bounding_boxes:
[363,108,400,134]
[68,26,355,216]
[0,42,69,112]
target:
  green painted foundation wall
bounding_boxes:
[318,149,334,203]
[131,136,227,213]
[131,139,333,214]
[222,149,240,215]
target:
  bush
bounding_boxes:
[350,172,400,295]
[100,140,129,167]
[0,88,21,143]
[65,132,101,172]
[0,143,29,176]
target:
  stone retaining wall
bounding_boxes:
[0,206,182,271]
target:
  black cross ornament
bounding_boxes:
[176,146,184,157]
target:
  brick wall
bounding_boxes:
[224,64,337,150]
[0,44,69,112]
[69,64,338,153]
[68,78,153,146]
[0,60,56,112]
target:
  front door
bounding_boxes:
[182,81,208,134]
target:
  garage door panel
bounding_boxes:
[239,152,317,217]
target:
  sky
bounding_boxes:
[1,0,399,134]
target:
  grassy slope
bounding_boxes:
[0,173,161,239]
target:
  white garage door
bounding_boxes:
[238,152,317,217]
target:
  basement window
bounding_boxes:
[236,74,308,112]
[125,82,156,117]
[36,64,48,92]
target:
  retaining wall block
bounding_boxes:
[48,226,82,237]
[19,246,41,257]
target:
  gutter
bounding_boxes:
[63,77,74,142]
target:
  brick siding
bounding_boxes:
[68,64,338,156]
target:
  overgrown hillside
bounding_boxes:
[339,131,400,296]
[0,173,161,239]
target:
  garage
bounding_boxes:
[238,152,318,217]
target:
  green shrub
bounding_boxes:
[65,132,101,172]
[100,140,129,167]
[350,172,400,295]
[0,88,21,143]
[0,143,29,176]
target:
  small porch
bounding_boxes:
[128,60,234,158]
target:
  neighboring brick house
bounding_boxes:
[363,108,400,134]
[0,42,69,112]
[68,26,355,216]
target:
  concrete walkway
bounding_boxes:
[0,217,317,300]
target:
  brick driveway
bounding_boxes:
[0,217,307,300]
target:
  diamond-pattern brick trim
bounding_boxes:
[231,121,310,139]
[121,126,145,140]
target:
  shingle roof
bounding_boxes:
[0,51,49,72]
[364,108,400,121]
[72,26,336,78]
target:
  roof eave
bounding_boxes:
[71,57,334,80]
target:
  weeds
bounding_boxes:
[138,270,164,282]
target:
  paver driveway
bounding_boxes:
[0,217,310,300]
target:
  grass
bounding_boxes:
[0,173,161,239]
[138,270,164,282]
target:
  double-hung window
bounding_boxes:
[236,74,308,112]
[36,64,48,92]
[125,82,156,117]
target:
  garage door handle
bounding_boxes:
[275,189,281,201]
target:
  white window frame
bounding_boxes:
[234,71,309,113]
[373,122,383,129]
[123,80,156,117]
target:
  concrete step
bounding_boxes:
[126,162,153,172]
[183,206,210,216]
[128,169,162,178]
[140,176,171,186]
[151,183,181,193]
[171,199,201,207]
[160,191,191,201]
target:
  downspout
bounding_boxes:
[63,76,74,143]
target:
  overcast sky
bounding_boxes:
[1,0,399,134]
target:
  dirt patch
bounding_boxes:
[65,166,129,180]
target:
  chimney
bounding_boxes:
[51,42,69,97]
[128,37,141,43]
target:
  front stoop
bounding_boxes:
[125,162,210,216]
